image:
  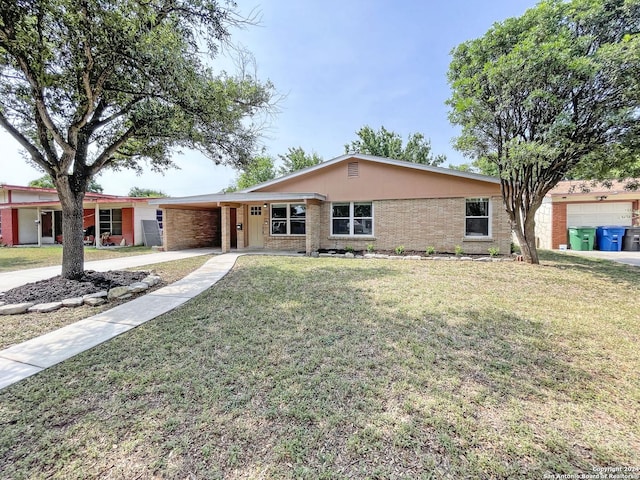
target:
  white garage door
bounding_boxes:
[567,202,632,227]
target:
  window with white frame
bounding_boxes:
[156,209,163,231]
[271,203,306,235]
[465,198,490,237]
[99,208,123,235]
[331,202,373,236]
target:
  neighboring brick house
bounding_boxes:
[151,154,512,255]
[0,184,159,246]
[534,180,640,250]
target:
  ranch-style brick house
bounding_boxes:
[150,154,512,255]
[0,184,160,247]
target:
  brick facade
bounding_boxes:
[315,197,510,255]
[550,202,568,249]
[160,197,511,255]
[163,208,220,250]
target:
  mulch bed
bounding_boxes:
[0,270,148,305]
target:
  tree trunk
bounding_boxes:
[513,223,539,264]
[512,209,540,264]
[56,180,86,279]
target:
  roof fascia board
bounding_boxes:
[149,192,326,206]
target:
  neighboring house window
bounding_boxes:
[271,203,306,235]
[99,208,123,235]
[331,202,373,236]
[465,198,490,237]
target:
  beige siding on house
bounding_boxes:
[255,158,500,201]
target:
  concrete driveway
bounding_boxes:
[559,249,640,267]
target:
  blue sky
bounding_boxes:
[0,0,537,196]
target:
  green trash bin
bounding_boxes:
[568,226,596,251]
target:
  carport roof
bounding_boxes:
[149,192,326,209]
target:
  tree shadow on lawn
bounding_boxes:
[538,249,639,289]
[0,259,634,479]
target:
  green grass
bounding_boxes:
[0,253,638,478]
[0,255,213,350]
[0,245,154,272]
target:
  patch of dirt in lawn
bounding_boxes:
[0,270,148,305]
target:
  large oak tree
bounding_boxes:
[448,0,640,263]
[0,0,274,278]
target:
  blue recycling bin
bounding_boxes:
[596,226,626,251]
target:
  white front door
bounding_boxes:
[248,205,264,247]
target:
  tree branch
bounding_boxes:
[88,124,138,176]
[0,110,52,171]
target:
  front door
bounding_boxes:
[41,211,54,243]
[248,205,264,247]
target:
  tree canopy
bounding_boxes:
[0,0,274,277]
[128,187,167,198]
[29,175,103,193]
[229,155,277,191]
[278,147,322,176]
[448,0,640,263]
[345,126,445,166]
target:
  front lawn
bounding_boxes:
[0,245,154,272]
[0,255,213,350]
[0,253,638,478]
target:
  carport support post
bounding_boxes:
[36,207,42,247]
[95,204,101,249]
[305,200,321,255]
[221,205,231,253]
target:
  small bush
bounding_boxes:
[395,245,405,255]
[426,246,436,255]
[366,244,375,253]
[454,245,464,256]
[488,247,500,257]
[345,245,355,253]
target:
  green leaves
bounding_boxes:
[345,125,445,166]
[447,0,640,263]
[278,147,323,176]
[0,0,274,177]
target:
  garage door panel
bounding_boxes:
[566,203,632,227]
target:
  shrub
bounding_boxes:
[345,245,355,253]
[426,246,436,255]
[454,245,464,256]
[488,247,500,257]
[366,243,375,253]
[395,245,405,255]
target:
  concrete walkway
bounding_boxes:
[0,248,220,293]
[0,251,238,390]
